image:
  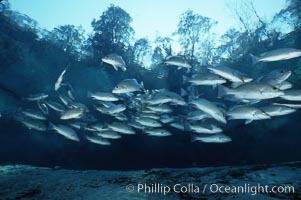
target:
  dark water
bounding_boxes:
[1,115,301,170]
[1,0,301,171]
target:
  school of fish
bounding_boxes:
[7,48,301,145]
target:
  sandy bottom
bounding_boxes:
[0,162,300,199]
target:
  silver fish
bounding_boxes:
[89,123,107,132]
[16,116,47,131]
[26,93,48,101]
[207,65,252,83]
[107,122,135,134]
[48,123,80,141]
[227,106,270,124]
[187,111,211,121]
[251,48,301,64]
[146,105,173,113]
[114,113,128,121]
[60,108,84,120]
[70,102,89,112]
[280,90,301,101]
[145,129,172,137]
[190,98,226,124]
[96,131,122,139]
[170,122,185,131]
[69,122,87,130]
[260,105,296,117]
[160,90,186,106]
[191,134,232,143]
[164,56,191,72]
[135,117,162,128]
[37,101,49,115]
[272,103,301,109]
[128,121,145,130]
[112,79,144,94]
[86,135,111,145]
[67,89,75,100]
[58,94,73,107]
[45,100,65,113]
[95,104,126,115]
[102,53,126,71]
[275,81,292,90]
[183,73,226,85]
[160,115,175,124]
[22,109,47,120]
[139,113,160,120]
[88,92,119,101]
[144,93,172,105]
[187,123,222,134]
[55,67,67,91]
[218,83,284,100]
[259,69,291,86]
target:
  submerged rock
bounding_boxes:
[0,162,300,199]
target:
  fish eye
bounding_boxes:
[281,70,285,73]
[273,87,278,90]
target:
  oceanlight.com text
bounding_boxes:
[126,183,295,196]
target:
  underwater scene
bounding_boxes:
[1,0,301,199]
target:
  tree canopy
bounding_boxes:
[1,1,301,81]
[175,10,217,66]
[91,5,134,61]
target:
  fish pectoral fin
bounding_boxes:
[112,65,119,71]
[245,119,253,125]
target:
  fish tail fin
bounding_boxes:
[87,91,92,98]
[217,85,230,98]
[190,134,197,142]
[250,54,259,65]
[182,75,188,84]
[245,119,253,125]
[180,88,187,96]
[184,121,191,131]
[140,81,147,93]
[140,81,144,89]
[16,107,23,112]
[190,134,202,143]
[48,122,55,131]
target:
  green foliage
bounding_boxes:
[91,4,134,60]
[0,0,10,11]
[274,0,301,29]
[1,1,301,97]
[175,10,217,66]
[133,38,152,66]
[151,36,172,67]
[47,25,86,60]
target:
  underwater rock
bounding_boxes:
[0,162,300,199]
